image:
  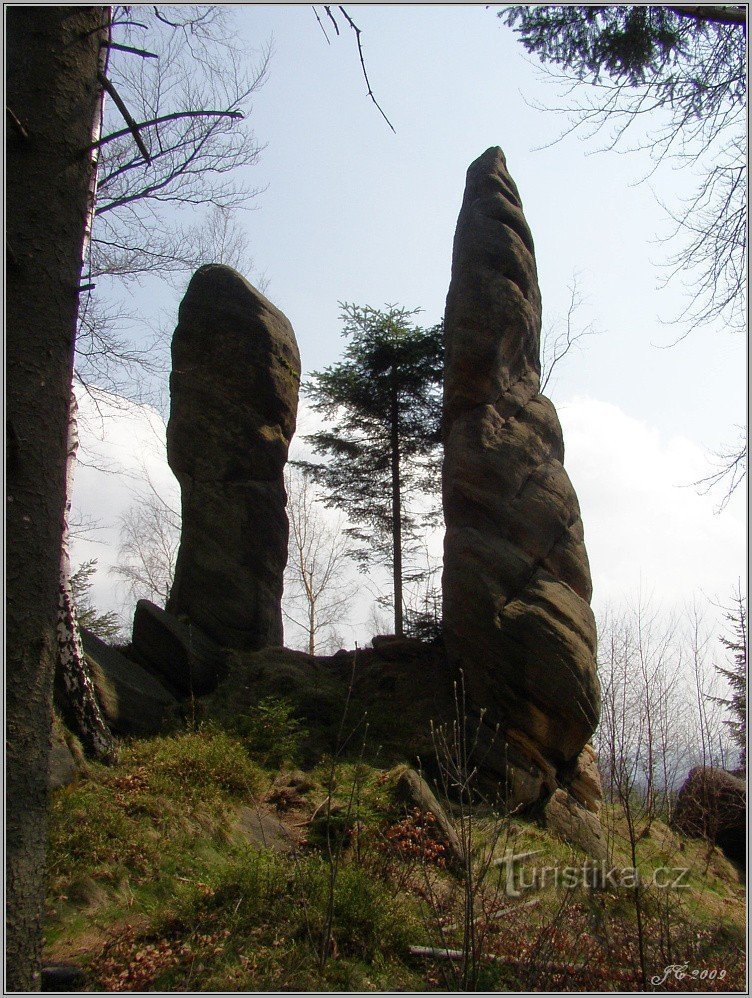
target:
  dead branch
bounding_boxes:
[101,40,159,59]
[668,5,747,26]
[97,72,151,163]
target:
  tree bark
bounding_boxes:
[6,7,108,989]
[390,394,404,636]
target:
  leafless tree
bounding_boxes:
[77,5,270,398]
[57,395,117,763]
[283,467,353,655]
[111,480,180,608]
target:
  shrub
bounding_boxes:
[235,697,308,767]
[129,729,266,799]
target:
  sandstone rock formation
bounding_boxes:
[166,265,300,650]
[673,766,745,866]
[442,147,600,807]
[131,600,225,698]
[81,625,177,734]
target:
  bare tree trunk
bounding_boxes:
[57,395,117,762]
[6,8,108,989]
[308,580,316,656]
[390,395,404,636]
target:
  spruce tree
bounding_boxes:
[300,303,443,636]
[713,585,747,770]
[70,560,122,642]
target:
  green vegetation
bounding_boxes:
[299,303,444,635]
[45,717,745,992]
[233,696,309,768]
[70,559,122,641]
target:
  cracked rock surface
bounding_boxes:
[166,265,300,650]
[442,148,600,805]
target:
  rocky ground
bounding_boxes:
[45,668,745,992]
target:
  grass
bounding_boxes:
[44,718,746,992]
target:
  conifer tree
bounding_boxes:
[70,560,122,642]
[300,303,443,636]
[713,585,747,770]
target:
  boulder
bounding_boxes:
[672,766,745,866]
[233,806,298,853]
[166,264,300,650]
[371,634,428,660]
[41,963,86,992]
[130,600,226,698]
[80,626,177,735]
[568,743,603,815]
[542,788,607,862]
[441,147,600,807]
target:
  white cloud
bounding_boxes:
[70,389,179,629]
[558,396,745,616]
[70,391,745,646]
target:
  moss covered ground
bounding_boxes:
[45,697,746,992]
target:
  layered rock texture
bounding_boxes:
[442,148,600,807]
[166,265,300,650]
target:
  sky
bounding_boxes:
[71,4,747,654]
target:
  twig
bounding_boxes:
[442,896,540,932]
[97,72,151,163]
[152,7,181,29]
[292,794,331,828]
[110,18,148,30]
[6,239,19,268]
[6,106,29,140]
[486,896,540,919]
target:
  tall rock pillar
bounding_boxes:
[166,265,300,650]
[442,148,600,807]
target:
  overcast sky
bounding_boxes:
[72,5,746,652]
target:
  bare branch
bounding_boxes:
[312,5,332,43]
[539,274,599,395]
[323,5,340,36]
[6,105,28,140]
[336,5,396,133]
[101,40,159,59]
[88,108,243,153]
[668,5,747,26]
[690,432,747,513]
[98,71,151,163]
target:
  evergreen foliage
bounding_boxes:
[299,304,443,636]
[713,586,747,769]
[70,559,122,641]
[499,5,747,334]
[500,5,744,85]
